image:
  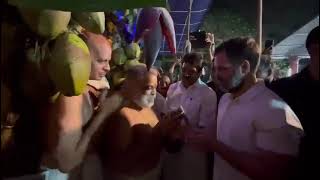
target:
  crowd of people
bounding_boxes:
[1,24,318,180]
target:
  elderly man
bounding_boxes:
[92,66,184,180]
[40,31,120,180]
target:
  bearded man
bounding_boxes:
[92,66,184,180]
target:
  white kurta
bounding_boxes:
[214,81,304,180]
[162,79,217,180]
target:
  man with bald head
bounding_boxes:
[91,66,184,180]
[40,31,120,180]
[83,31,112,105]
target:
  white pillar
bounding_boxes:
[256,0,263,51]
[289,56,300,76]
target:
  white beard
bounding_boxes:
[133,93,156,108]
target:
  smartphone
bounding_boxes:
[175,106,185,115]
[175,106,191,126]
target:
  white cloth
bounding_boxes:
[87,77,110,90]
[214,81,304,180]
[162,79,217,180]
[166,79,217,129]
[3,169,68,180]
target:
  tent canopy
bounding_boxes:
[160,0,214,56]
[271,16,319,60]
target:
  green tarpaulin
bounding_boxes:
[8,0,167,11]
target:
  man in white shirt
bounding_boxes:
[162,53,217,180]
[187,37,304,180]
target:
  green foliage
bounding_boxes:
[273,60,290,78]
[202,9,257,44]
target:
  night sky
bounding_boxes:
[211,0,319,42]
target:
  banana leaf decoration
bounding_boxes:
[135,7,176,70]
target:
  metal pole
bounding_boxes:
[187,0,194,41]
[184,0,194,54]
[257,0,263,51]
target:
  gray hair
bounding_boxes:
[125,65,149,82]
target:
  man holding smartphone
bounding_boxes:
[162,53,217,180]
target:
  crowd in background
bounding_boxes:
[1,21,318,180]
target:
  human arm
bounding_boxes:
[152,110,186,153]
[43,93,123,172]
[168,57,182,81]
[206,33,215,61]
[212,138,297,180]
[188,101,304,180]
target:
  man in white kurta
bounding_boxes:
[162,53,217,180]
[187,37,304,180]
[214,81,303,180]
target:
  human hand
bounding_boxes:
[159,110,185,137]
[174,56,182,65]
[84,93,125,139]
[205,33,215,47]
[98,93,124,117]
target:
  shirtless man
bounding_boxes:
[93,66,183,180]
[41,31,122,179]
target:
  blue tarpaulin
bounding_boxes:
[160,0,214,55]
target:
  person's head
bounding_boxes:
[181,53,204,88]
[81,31,112,80]
[150,67,161,80]
[214,37,260,92]
[306,26,319,80]
[158,74,171,97]
[122,66,158,108]
[256,55,274,82]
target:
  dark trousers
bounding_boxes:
[207,153,214,180]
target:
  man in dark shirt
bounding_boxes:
[266,26,319,179]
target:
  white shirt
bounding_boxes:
[162,79,217,180]
[166,79,217,129]
[214,81,304,180]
